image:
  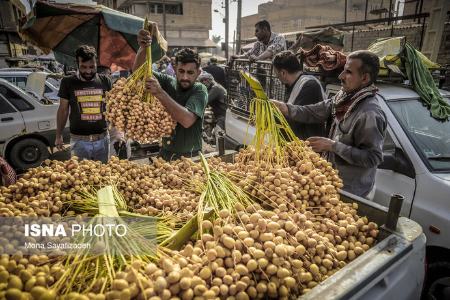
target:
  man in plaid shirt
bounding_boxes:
[0,157,16,186]
[232,20,286,62]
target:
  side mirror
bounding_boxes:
[379,147,415,178]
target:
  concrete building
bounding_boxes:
[99,0,216,52]
[402,0,434,18]
[241,0,393,40]
[0,0,40,68]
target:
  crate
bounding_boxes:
[226,59,288,113]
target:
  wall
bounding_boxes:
[436,23,450,66]
[342,22,450,67]
[241,0,393,39]
[343,24,425,52]
[0,0,26,67]
[118,0,211,37]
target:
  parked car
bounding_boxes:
[224,59,450,299]
[0,78,69,171]
[0,68,61,102]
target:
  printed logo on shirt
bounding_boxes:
[75,89,104,121]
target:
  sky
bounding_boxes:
[210,0,271,43]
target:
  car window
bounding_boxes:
[15,77,27,89]
[387,98,450,171]
[46,77,60,89]
[0,76,27,89]
[0,85,34,112]
[383,130,396,152]
[2,77,15,85]
[0,96,17,114]
[44,84,52,94]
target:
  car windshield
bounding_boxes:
[387,98,450,172]
[46,77,60,89]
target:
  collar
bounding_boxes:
[260,32,276,45]
[77,71,98,82]
[286,72,302,93]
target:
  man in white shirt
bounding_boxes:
[232,20,286,62]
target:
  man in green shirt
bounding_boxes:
[134,30,207,161]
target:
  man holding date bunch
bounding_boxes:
[133,26,207,161]
[272,50,387,199]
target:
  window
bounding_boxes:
[0,97,17,114]
[165,3,183,15]
[149,2,183,15]
[3,77,14,84]
[0,85,34,112]
[1,76,27,90]
[44,84,52,94]
[387,98,450,171]
[382,130,396,152]
[15,77,27,90]
[149,3,163,13]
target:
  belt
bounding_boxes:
[159,148,200,161]
[70,131,108,142]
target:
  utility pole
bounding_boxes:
[225,0,229,59]
[236,0,242,54]
[233,30,235,54]
[344,0,347,23]
[162,0,167,38]
[387,0,393,25]
[421,0,450,61]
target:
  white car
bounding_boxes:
[0,77,69,171]
[0,69,61,102]
[225,80,450,298]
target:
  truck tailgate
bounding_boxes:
[300,193,426,300]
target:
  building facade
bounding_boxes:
[241,0,394,40]
[0,0,30,67]
[99,0,215,52]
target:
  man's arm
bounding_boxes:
[133,46,147,72]
[332,111,387,167]
[255,50,274,61]
[257,34,286,61]
[293,81,324,106]
[55,99,69,150]
[158,90,197,128]
[133,29,152,72]
[273,99,332,124]
[289,36,302,53]
[231,43,258,60]
[145,77,197,128]
[207,86,224,105]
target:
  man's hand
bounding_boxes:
[55,134,64,151]
[248,54,257,62]
[137,29,152,48]
[271,100,288,116]
[306,137,336,152]
[145,76,163,96]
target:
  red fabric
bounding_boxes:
[99,17,136,71]
[0,157,16,186]
[298,44,347,71]
[335,97,356,121]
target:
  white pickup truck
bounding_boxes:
[224,59,450,299]
[0,77,69,171]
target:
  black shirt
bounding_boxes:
[203,64,227,88]
[287,75,326,140]
[208,82,227,118]
[58,74,112,135]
